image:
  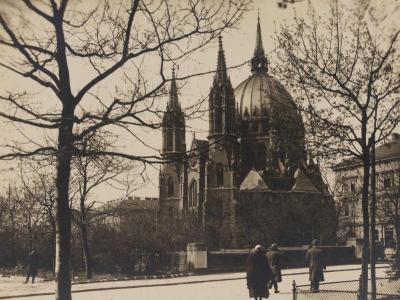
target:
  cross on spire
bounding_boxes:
[251,12,268,74]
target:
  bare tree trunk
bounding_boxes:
[55,107,74,300]
[81,224,93,279]
[361,154,371,299]
[50,221,56,276]
[370,138,377,300]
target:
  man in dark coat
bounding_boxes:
[306,239,326,292]
[246,245,273,300]
[25,249,39,283]
[266,243,282,293]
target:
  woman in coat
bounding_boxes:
[266,243,282,293]
[246,245,272,300]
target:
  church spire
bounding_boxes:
[251,13,268,74]
[169,65,179,107]
[216,35,227,82]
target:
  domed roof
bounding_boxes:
[234,72,297,117]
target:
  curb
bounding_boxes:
[70,272,193,285]
[0,276,244,299]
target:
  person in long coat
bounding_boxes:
[246,245,273,300]
[306,239,326,292]
[266,243,282,293]
[25,249,39,284]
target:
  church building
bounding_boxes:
[158,17,336,249]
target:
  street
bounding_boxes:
[1,265,390,300]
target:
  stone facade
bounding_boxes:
[159,17,336,249]
[333,133,400,249]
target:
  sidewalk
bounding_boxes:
[0,264,389,299]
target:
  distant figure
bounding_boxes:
[266,243,282,293]
[306,239,326,292]
[376,239,385,262]
[246,245,272,300]
[25,249,39,283]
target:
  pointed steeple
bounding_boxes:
[169,65,179,107]
[216,35,227,82]
[161,65,186,156]
[251,13,268,74]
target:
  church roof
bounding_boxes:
[191,138,208,148]
[292,168,320,193]
[189,138,208,158]
[240,169,270,191]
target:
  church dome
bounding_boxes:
[232,15,306,174]
[233,14,303,129]
[234,72,298,118]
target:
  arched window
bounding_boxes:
[189,180,198,208]
[216,163,224,187]
[167,177,174,197]
[166,129,173,151]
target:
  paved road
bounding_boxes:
[4,265,390,300]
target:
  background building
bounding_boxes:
[159,18,336,249]
[333,133,400,252]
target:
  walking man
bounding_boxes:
[246,245,273,300]
[25,249,39,284]
[266,243,282,293]
[306,239,326,292]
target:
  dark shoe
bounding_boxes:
[274,290,280,293]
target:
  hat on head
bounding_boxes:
[254,244,263,252]
[311,239,319,245]
[271,243,278,250]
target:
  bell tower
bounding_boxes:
[159,67,187,217]
[205,37,238,249]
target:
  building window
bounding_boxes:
[167,177,174,197]
[216,163,224,187]
[189,180,198,208]
[344,203,350,216]
[382,172,394,188]
[350,182,356,193]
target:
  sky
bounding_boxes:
[0,0,398,203]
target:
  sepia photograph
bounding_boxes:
[0,0,399,299]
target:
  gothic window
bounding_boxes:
[167,177,174,197]
[189,180,198,208]
[217,197,224,223]
[216,163,224,187]
[215,108,222,133]
[166,129,173,150]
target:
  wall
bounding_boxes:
[207,246,358,273]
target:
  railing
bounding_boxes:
[292,277,400,300]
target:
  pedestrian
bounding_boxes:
[306,239,326,293]
[246,244,272,300]
[25,248,39,284]
[266,243,282,294]
[376,239,385,262]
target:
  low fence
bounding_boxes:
[293,277,400,300]
[207,246,358,272]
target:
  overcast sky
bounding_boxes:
[0,0,398,203]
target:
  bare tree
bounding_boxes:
[20,161,57,275]
[0,1,249,299]
[70,131,139,279]
[274,1,400,297]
